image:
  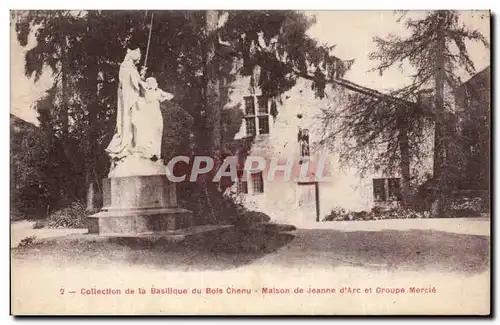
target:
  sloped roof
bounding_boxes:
[10,113,38,134]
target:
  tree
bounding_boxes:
[10,114,51,219]
[316,81,433,209]
[14,10,353,221]
[15,10,153,209]
[368,11,489,215]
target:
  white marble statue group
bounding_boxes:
[106,47,174,175]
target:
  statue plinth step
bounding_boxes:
[88,207,193,235]
[91,225,234,241]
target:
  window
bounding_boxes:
[298,128,310,157]
[258,116,269,134]
[373,178,401,202]
[257,96,269,114]
[237,179,248,194]
[387,178,401,201]
[373,178,386,202]
[243,95,271,137]
[252,172,264,194]
[246,118,256,137]
[244,96,255,116]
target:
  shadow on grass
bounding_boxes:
[11,229,296,271]
[11,228,490,275]
[266,229,490,275]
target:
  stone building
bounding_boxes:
[223,67,435,225]
[453,66,490,192]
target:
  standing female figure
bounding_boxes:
[106,47,147,163]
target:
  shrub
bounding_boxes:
[322,207,350,221]
[323,207,430,222]
[46,201,89,229]
[450,197,487,212]
[10,210,26,222]
[18,235,37,248]
[33,220,46,229]
[234,210,272,230]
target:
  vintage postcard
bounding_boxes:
[10,10,491,315]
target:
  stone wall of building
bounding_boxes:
[224,65,434,225]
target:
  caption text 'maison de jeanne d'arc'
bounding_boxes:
[75,286,437,296]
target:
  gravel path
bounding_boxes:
[10,218,490,315]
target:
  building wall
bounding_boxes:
[453,66,490,191]
[224,68,433,225]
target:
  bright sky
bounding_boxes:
[306,10,490,90]
[10,10,491,125]
[10,21,52,125]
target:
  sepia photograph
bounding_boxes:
[9,9,491,315]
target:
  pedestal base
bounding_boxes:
[88,207,193,236]
[88,173,194,236]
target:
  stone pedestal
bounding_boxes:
[88,156,193,236]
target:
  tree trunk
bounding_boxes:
[431,13,448,216]
[85,35,101,211]
[197,10,221,225]
[85,69,101,211]
[85,170,96,211]
[59,24,72,200]
[61,63,69,140]
[60,12,69,140]
[397,116,412,208]
[85,105,99,212]
[204,10,221,156]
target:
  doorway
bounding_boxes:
[296,182,320,222]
